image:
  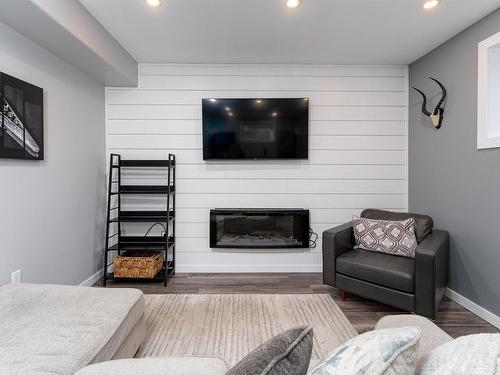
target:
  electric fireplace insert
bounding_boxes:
[209,209,310,249]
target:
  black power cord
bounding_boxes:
[309,227,318,248]
[144,222,166,237]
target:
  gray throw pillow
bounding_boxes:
[352,216,418,258]
[226,326,313,375]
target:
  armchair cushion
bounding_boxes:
[336,250,415,293]
[361,209,433,243]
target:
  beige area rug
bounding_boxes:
[137,294,357,366]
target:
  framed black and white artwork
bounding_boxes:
[0,72,44,160]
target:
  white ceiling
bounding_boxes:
[80,0,500,65]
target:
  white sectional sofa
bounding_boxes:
[76,314,456,375]
[2,283,488,375]
[0,284,145,375]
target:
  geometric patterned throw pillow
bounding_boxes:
[352,216,418,258]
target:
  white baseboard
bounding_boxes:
[176,264,322,273]
[80,268,104,287]
[445,288,500,329]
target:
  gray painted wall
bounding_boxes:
[0,22,106,286]
[409,9,500,316]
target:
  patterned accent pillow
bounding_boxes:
[227,326,313,375]
[309,326,420,375]
[352,216,418,258]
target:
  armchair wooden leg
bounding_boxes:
[340,290,348,301]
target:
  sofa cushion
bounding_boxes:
[336,250,415,293]
[418,333,500,375]
[309,326,420,375]
[0,283,144,375]
[75,357,228,375]
[361,209,433,243]
[226,326,313,375]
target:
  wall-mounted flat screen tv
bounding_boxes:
[202,98,309,160]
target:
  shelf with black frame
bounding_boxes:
[103,153,176,287]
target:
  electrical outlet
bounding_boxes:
[11,269,22,284]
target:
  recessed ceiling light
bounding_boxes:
[228,112,234,117]
[145,0,164,7]
[256,99,263,104]
[225,107,231,111]
[286,0,301,9]
[423,0,439,10]
[272,112,278,117]
[209,98,217,102]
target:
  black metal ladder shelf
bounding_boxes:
[103,153,176,286]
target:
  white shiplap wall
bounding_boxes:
[105,64,408,272]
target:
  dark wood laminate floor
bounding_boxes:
[94,273,498,337]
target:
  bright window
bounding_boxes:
[478,32,500,149]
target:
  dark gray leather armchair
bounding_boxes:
[322,209,449,319]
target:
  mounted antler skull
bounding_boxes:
[412,77,447,129]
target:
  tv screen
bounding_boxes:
[202,98,309,160]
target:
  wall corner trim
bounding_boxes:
[445,288,500,329]
[80,268,103,287]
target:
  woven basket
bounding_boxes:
[114,251,163,279]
